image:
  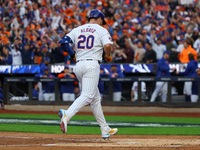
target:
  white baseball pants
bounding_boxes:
[113,92,122,102]
[62,93,75,101]
[43,93,55,101]
[191,95,198,103]
[150,81,168,102]
[65,60,111,135]
[183,82,192,95]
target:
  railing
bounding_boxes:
[3,77,200,107]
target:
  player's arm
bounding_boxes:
[104,43,112,62]
[131,90,134,102]
[59,35,76,63]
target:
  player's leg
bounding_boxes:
[90,87,118,139]
[150,82,164,102]
[65,61,100,120]
[160,82,168,102]
[183,82,192,101]
[191,95,198,103]
[43,93,49,101]
[38,82,44,101]
[90,88,110,134]
[113,92,121,101]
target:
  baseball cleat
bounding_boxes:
[58,109,68,133]
[102,128,118,139]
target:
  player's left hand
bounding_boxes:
[71,53,76,63]
[104,55,112,62]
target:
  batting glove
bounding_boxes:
[104,55,112,62]
[71,53,76,63]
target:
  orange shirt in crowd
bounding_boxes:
[179,45,197,63]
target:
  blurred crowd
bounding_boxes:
[0,0,200,66]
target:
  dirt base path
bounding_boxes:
[0,132,200,150]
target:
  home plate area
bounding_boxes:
[0,132,200,150]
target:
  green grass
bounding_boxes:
[0,124,200,135]
[1,114,200,124]
[0,114,200,135]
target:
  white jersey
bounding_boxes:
[10,49,22,65]
[67,23,113,61]
[131,81,146,101]
[193,39,200,53]
[176,44,184,53]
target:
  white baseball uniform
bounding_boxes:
[131,81,146,101]
[10,49,22,65]
[150,82,168,102]
[62,23,113,135]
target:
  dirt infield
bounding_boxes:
[1,109,200,150]
[0,132,200,150]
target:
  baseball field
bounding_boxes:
[0,107,200,150]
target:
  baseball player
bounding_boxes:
[191,68,200,103]
[131,81,147,102]
[108,64,124,101]
[58,9,118,139]
[58,65,77,101]
[176,53,198,102]
[150,50,171,102]
[35,66,55,101]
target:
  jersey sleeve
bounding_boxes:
[100,28,113,46]
[67,29,76,43]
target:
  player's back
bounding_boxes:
[67,23,112,61]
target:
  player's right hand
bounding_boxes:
[104,55,112,62]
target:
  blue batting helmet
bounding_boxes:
[88,9,106,25]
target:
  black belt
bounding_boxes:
[77,59,101,65]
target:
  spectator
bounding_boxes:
[179,39,197,63]
[112,48,127,63]
[150,50,171,103]
[33,82,39,100]
[143,42,157,63]
[108,64,124,102]
[58,65,77,101]
[126,38,146,63]
[35,66,55,101]
[176,38,185,53]
[193,33,200,61]
[51,42,70,64]
[191,68,200,103]
[21,43,34,64]
[40,45,54,64]
[0,46,12,65]
[150,36,167,61]
[176,53,198,102]
[131,81,148,102]
[0,81,3,108]
[7,43,22,66]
